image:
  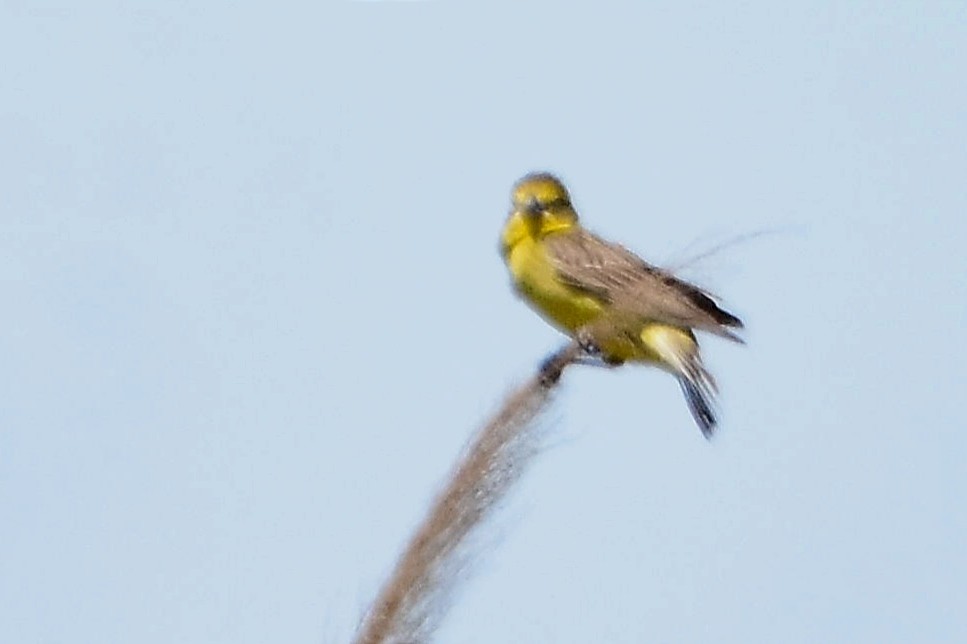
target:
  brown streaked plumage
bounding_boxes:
[542,229,744,342]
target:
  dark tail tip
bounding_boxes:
[719,309,744,329]
[679,377,717,439]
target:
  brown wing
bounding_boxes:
[543,228,744,340]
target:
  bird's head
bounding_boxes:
[511,172,579,230]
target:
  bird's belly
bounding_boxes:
[507,239,603,333]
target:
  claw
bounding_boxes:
[576,328,601,356]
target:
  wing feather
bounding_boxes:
[543,229,743,340]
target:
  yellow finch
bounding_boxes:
[500,172,743,438]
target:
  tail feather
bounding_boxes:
[642,325,721,439]
[678,374,717,439]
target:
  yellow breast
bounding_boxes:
[503,230,604,334]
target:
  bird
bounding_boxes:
[499,172,744,438]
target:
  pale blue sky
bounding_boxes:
[2,3,965,643]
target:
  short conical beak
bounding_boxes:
[524,197,543,219]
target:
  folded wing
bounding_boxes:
[543,229,744,341]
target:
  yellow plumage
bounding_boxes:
[499,172,743,437]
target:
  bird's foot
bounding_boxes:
[576,328,601,357]
[569,354,625,369]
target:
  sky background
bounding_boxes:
[2,3,966,643]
